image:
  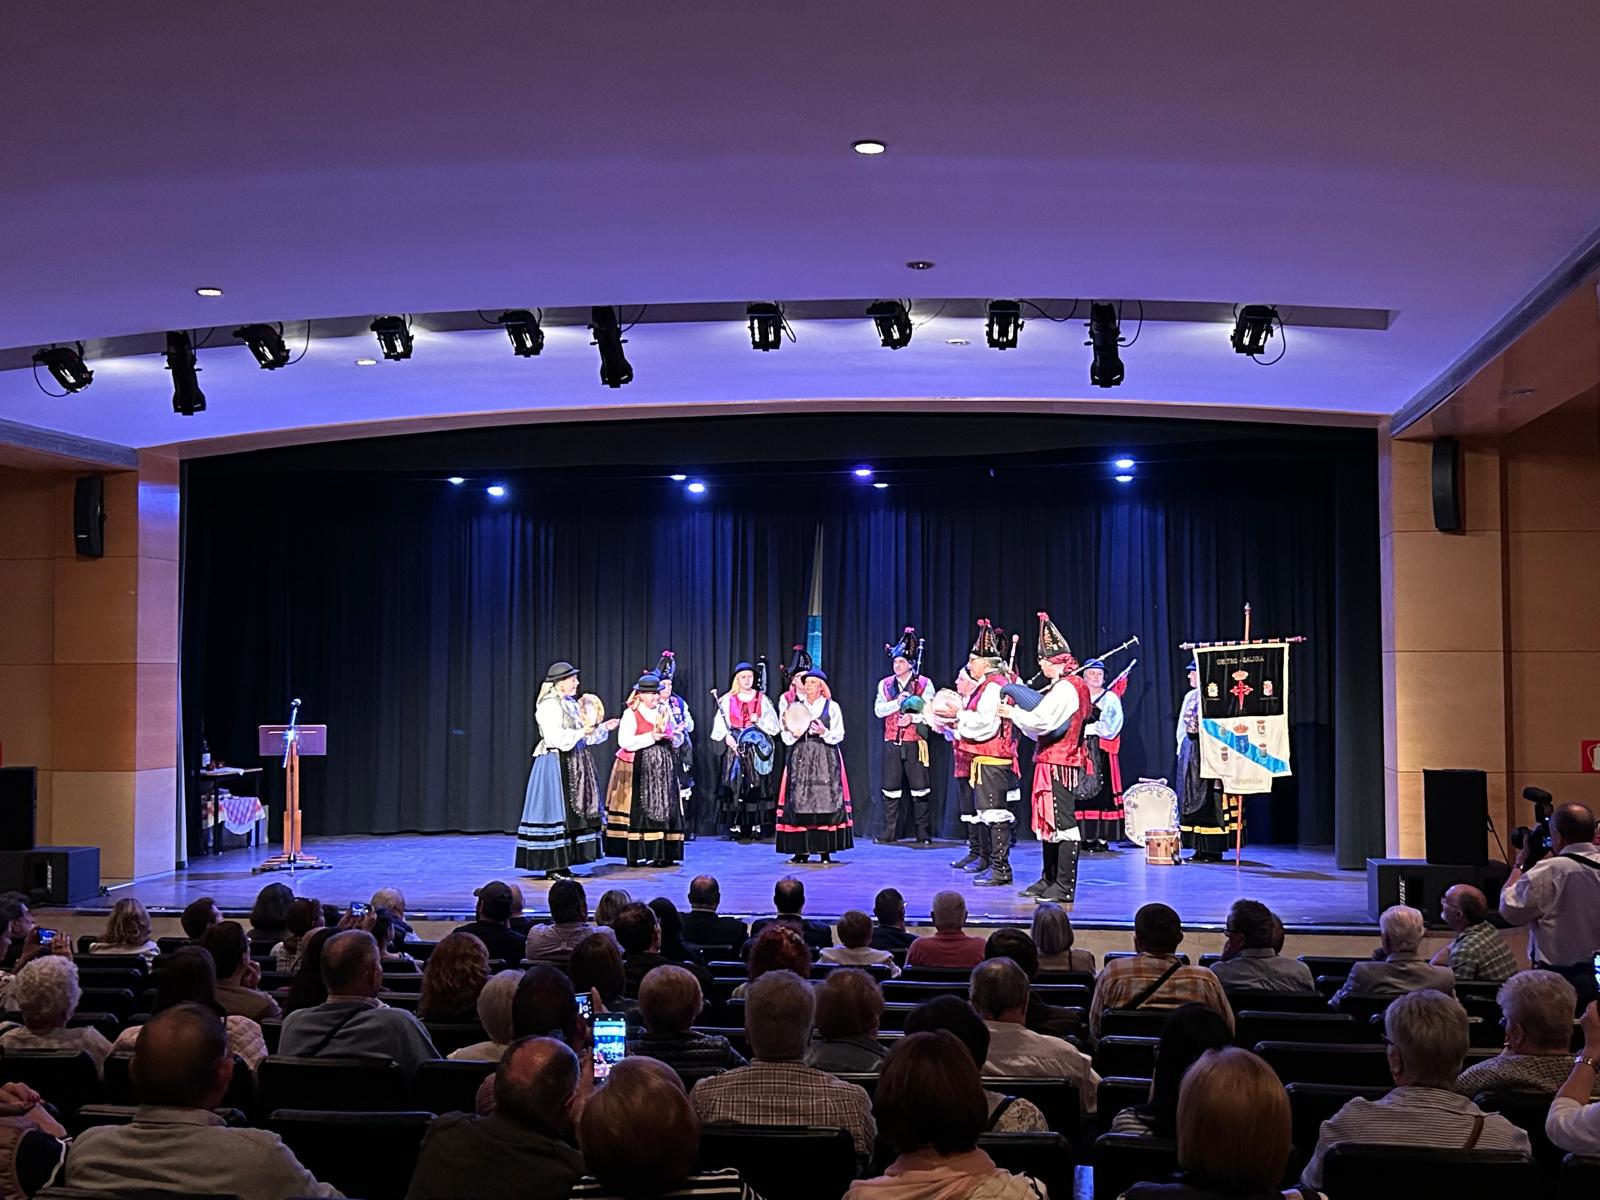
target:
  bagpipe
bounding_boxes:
[1001,636,1139,739]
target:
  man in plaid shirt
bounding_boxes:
[690,969,875,1163]
[1431,885,1517,982]
[1088,903,1234,1040]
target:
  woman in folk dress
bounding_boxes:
[517,661,615,878]
[774,669,854,865]
[604,673,687,867]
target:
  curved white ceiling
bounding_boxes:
[3,3,1599,450]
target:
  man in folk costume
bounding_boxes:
[1000,613,1091,903]
[654,651,696,823]
[603,673,686,867]
[774,668,854,864]
[1176,658,1233,862]
[517,661,617,878]
[950,619,1019,887]
[873,627,934,845]
[709,659,780,839]
[1078,658,1126,852]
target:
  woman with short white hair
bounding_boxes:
[1456,971,1584,1096]
[0,956,114,1073]
[447,969,523,1061]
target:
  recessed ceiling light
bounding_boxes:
[853,467,874,478]
[873,482,889,490]
[486,484,507,498]
[946,338,970,347]
[447,476,465,486]
[194,286,223,297]
[851,139,887,156]
[354,357,377,366]
[669,473,687,482]
[1113,457,1135,470]
[905,260,935,270]
[686,481,707,495]
[1115,474,1134,484]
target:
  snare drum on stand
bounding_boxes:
[1144,828,1181,866]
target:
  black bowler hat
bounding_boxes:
[545,661,579,683]
[634,672,662,694]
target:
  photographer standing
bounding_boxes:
[1499,802,1600,1012]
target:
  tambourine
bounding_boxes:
[783,702,815,739]
[577,693,606,729]
[928,688,963,722]
[1123,778,1179,848]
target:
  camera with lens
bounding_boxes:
[1509,785,1555,867]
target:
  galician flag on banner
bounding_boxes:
[1196,642,1292,795]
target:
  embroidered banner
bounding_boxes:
[1197,642,1291,794]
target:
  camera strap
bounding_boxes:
[1559,852,1600,872]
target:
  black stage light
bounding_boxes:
[747,303,784,351]
[370,315,413,361]
[165,331,206,416]
[985,300,1022,350]
[1087,302,1125,388]
[589,306,633,388]
[499,309,544,357]
[233,323,290,370]
[32,344,93,393]
[867,300,913,349]
[1231,304,1279,357]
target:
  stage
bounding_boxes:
[92,833,1374,931]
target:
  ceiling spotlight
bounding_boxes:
[447,476,465,486]
[853,467,874,478]
[31,344,93,393]
[746,303,785,351]
[1113,457,1135,470]
[873,481,889,490]
[867,300,913,349]
[486,484,507,498]
[165,331,205,416]
[1231,304,1280,358]
[1087,302,1125,388]
[905,260,935,271]
[985,300,1022,350]
[355,357,377,367]
[194,286,223,298]
[686,481,707,495]
[499,309,544,357]
[589,306,633,388]
[946,338,970,347]
[1115,474,1134,483]
[669,473,687,482]
[233,323,290,370]
[851,139,887,155]
[370,315,413,361]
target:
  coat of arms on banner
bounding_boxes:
[1196,642,1291,795]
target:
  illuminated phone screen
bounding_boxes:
[592,1014,627,1080]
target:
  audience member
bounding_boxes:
[248,882,296,953]
[0,891,35,968]
[506,882,534,937]
[649,896,708,967]
[271,898,325,972]
[526,879,615,963]
[903,996,1049,1133]
[870,888,917,953]
[629,964,744,1073]
[455,880,526,966]
[0,914,68,1010]
[113,945,269,1069]
[1329,905,1454,1009]
[369,909,417,969]
[1456,970,1589,1096]
[615,902,675,994]
[570,931,631,1015]
[1089,904,1234,1039]
[1429,885,1516,982]
[808,967,888,1074]
[1299,989,1530,1191]
[64,1003,338,1200]
[0,1079,67,1192]
[180,896,222,942]
[1208,899,1316,993]
[596,888,635,930]
[906,892,985,970]
[408,1036,585,1200]
[821,910,901,976]
[1500,802,1600,1011]
[575,1056,757,1200]
[282,927,335,1013]
[681,875,749,950]
[418,931,491,1022]
[1108,1003,1233,1136]
[475,965,590,1116]
[448,968,523,1062]
[847,1031,1043,1200]
[1545,1000,1600,1155]
[1031,902,1094,973]
[201,920,283,1022]
[983,928,1078,1039]
[969,958,1098,1114]
[691,969,876,1161]
[733,924,812,999]
[88,897,158,962]
[1124,1048,1293,1200]
[370,886,417,946]
[279,929,440,1076]
[748,877,834,952]
[0,956,114,1072]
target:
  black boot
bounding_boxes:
[1041,837,1080,903]
[950,822,984,870]
[1022,840,1057,898]
[975,822,1013,886]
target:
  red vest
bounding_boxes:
[961,676,1016,761]
[881,674,929,743]
[727,693,764,731]
[1034,675,1092,768]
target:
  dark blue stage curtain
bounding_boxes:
[181,419,1382,869]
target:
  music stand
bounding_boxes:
[254,722,332,872]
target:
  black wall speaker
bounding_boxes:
[1367,857,1509,924]
[1423,768,1488,866]
[1431,438,1462,533]
[0,846,101,905]
[0,767,37,852]
[73,475,105,558]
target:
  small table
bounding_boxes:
[199,767,266,855]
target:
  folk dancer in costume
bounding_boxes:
[949,620,1019,887]
[517,661,616,878]
[774,668,854,864]
[874,627,934,845]
[603,673,687,867]
[654,651,696,827]
[999,613,1091,903]
[1078,658,1125,852]
[710,660,780,839]
[1176,658,1234,862]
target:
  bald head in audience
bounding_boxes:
[131,1002,233,1108]
[495,1036,581,1133]
[321,929,384,997]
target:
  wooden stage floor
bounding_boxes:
[103,833,1373,930]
